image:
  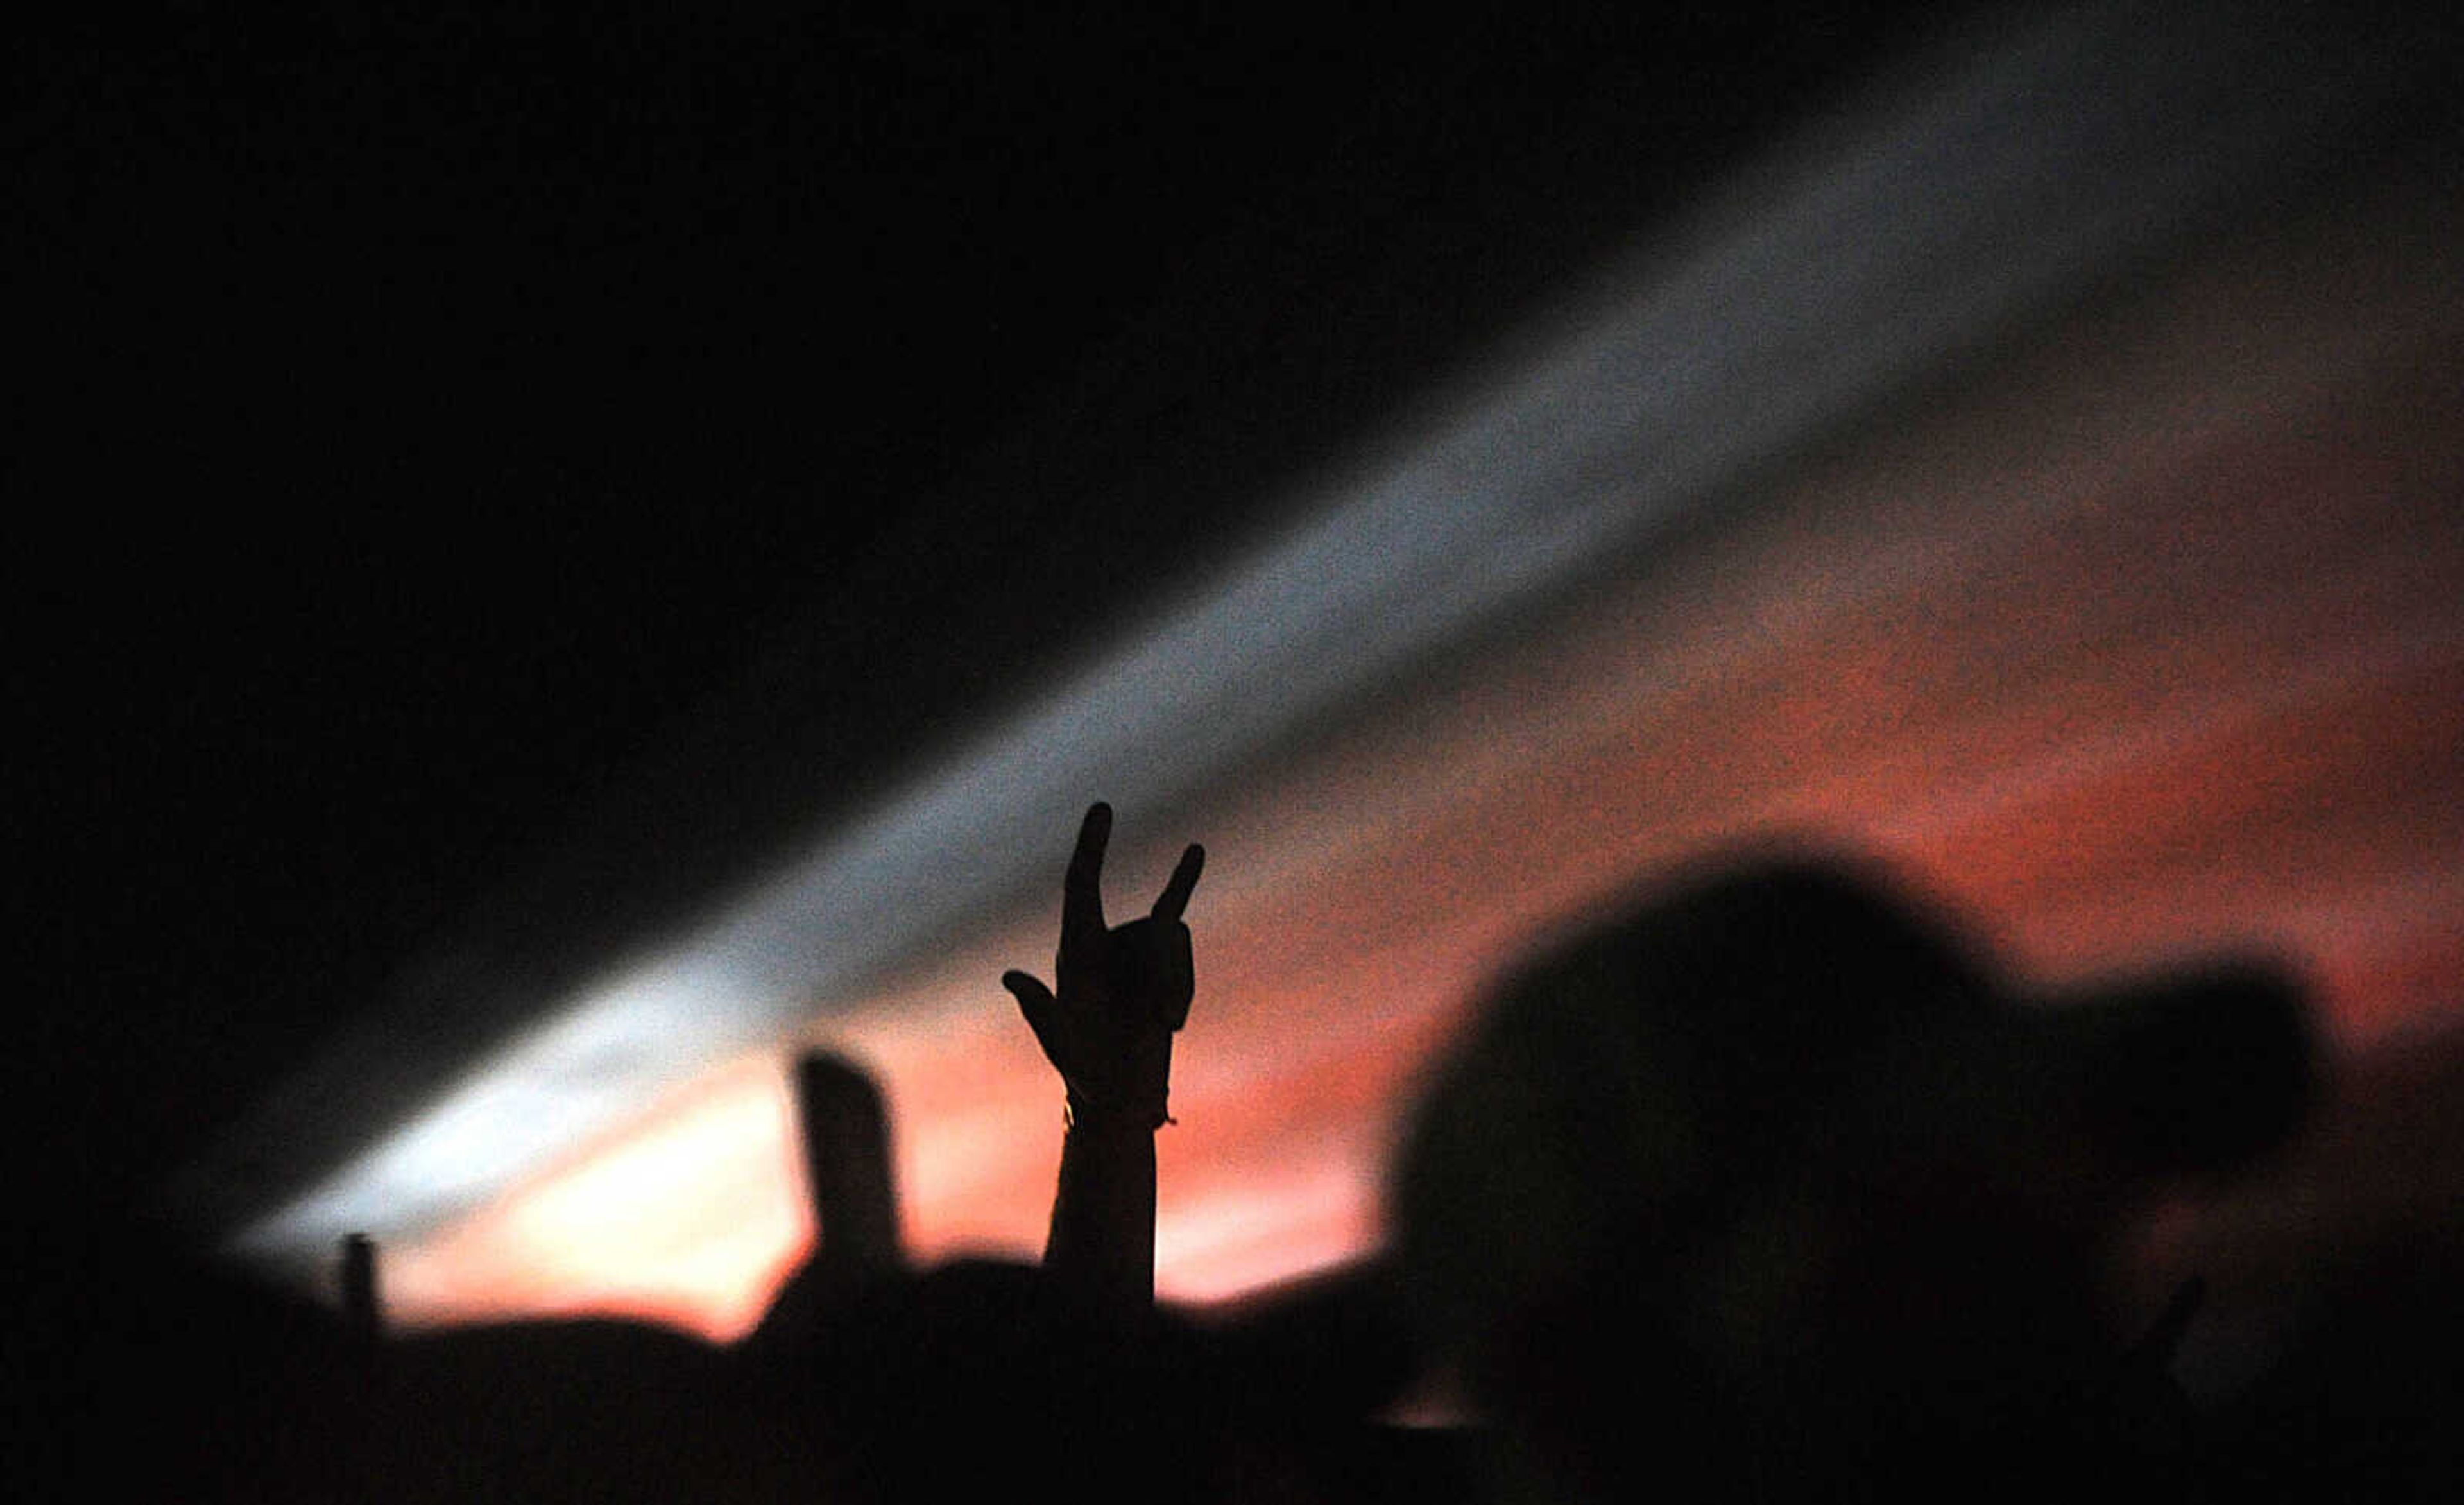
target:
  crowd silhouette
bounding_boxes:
[18,804,2461,1501]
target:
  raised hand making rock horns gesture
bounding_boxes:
[1004,801,1205,1132]
[1005,802,1204,1314]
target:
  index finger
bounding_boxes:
[1151,842,1204,922]
[1062,801,1113,951]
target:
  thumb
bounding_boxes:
[1002,970,1061,1054]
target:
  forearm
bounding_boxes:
[1012,804,1202,1323]
[1044,1108,1158,1320]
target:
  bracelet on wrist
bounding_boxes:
[1065,1094,1173,1132]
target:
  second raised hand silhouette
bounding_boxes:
[1004,802,1204,1318]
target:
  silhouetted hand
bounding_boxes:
[1003,802,1204,1130]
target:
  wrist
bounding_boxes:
[1064,1092,1170,1134]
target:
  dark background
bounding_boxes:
[17,5,1970,1230]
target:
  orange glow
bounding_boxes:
[381,1056,810,1339]
[384,190,2464,1342]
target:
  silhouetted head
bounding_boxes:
[1391,856,1990,1354]
[1390,850,2315,1502]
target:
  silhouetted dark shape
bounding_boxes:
[1002,800,1204,1318]
[375,1316,765,1502]
[2204,1039,2464,1504]
[746,1051,907,1356]
[1391,849,2316,1503]
[342,1230,382,1345]
[2216,1268,2464,1503]
[793,1054,905,1286]
[797,1257,1209,1502]
[62,815,2432,1502]
[13,1223,373,1500]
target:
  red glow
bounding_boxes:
[384,196,2464,1342]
